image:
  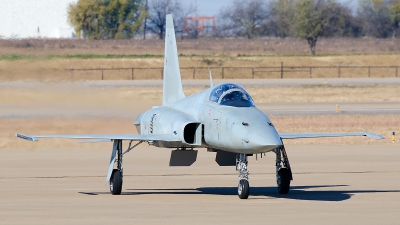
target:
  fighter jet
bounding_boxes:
[16,14,384,199]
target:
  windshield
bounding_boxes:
[209,84,254,107]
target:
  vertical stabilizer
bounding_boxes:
[162,14,186,105]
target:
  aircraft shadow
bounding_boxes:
[78,185,400,202]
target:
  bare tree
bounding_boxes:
[219,0,270,39]
[147,0,194,39]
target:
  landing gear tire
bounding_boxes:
[277,168,291,194]
[238,179,249,199]
[110,169,122,195]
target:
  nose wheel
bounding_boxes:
[238,179,249,199]
[236,154,250,199]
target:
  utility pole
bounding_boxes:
[143,0,148,40]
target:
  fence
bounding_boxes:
[66,63,400,80]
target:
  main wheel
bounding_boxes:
[277,168,291,194]
[238,179,249,199]
[110,169,122,195]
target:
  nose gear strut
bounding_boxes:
[236,154,250,199]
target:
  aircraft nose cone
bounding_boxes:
[247,133,282,152]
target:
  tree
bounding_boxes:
[292,0,352,55]
[321,1,358,37]
[147,0,194,39]
[389,2,400,37]
[68,0,146,39]
[219,0,270,39]
[269,0,296,38]
[357,0,392,38]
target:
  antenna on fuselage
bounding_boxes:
[209,71,213,87]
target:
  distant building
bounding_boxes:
[183,16,217,37]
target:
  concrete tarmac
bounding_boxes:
[1,144,399,224]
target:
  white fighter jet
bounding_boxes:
[16,14,384,199]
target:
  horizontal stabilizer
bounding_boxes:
[280,132,384,140]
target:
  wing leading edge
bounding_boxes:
[279,132,384,140]
[15,133,180,142]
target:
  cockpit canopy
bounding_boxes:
[209,83,255,107]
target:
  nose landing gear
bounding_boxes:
[236,154,249,199]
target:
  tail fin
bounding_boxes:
[162,14,185,105]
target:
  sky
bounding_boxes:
[0,0,356,38]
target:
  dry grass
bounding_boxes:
[1,54,400,80]
[2,38,400,80]
[2,38,400,55]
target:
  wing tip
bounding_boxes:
[15,134,38,142]
[359,132,385,140]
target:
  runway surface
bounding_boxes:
[1,144,399,224]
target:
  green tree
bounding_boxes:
[68,0,146,39]
[292,0,351,55]
[269,0,296,38]
[390,2,400,37]
[357,0,392,38]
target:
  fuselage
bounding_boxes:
[135,83,282,154]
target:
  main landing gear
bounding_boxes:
[109,140,123,195]
[274,145,293,194]
[107,140,143,195]
[236,154,249,199]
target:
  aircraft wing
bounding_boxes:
[279,132,384,140]
[15,133,181,142]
